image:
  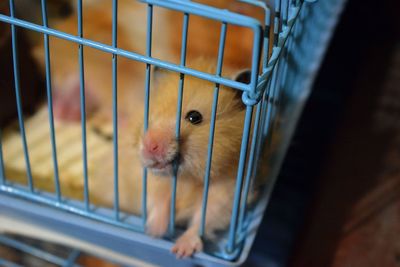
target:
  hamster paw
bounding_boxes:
[171,232,203,258]
[146,209,169,238]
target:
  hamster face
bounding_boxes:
[139,63,248,181]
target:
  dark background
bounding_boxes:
[247,0,400,266]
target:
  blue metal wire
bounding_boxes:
[112,0,120,221]
[282,0,289,26]
[8,0,34,192]
[40,0,61,202]
[77,0,90,211]
[0,235,80,267]
[0,0,344,262]
[227,105,253,253]
[0,259,23,267]
[238,101,262,232]
[170,12,190,235]
[273,0,281,47]
[0,182,143,232]
[0,14,251,92]
[199,22,227,237]
[142,3,153,227]
[237,0,271,70]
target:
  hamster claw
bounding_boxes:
[171,231,203,258]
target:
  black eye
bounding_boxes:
[185,110,203,125]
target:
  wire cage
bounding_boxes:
[0,232,125,267]
[0,0,346,266]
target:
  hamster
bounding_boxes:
[28,0,270,258]
[31,0,150,126]
[91,58,252,258]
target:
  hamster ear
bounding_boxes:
[231,69,251,109]
[234,69,251,84]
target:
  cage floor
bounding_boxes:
[1,105,112,200]
[0,233,120,267]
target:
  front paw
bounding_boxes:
[146,209,169,238]
[171,231,203,258]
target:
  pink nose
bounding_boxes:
[52,79,98,122]
[142,129,169,160]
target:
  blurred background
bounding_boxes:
[248,0,400,266]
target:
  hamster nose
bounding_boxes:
[52,79,98,122]
[142,129,169,160]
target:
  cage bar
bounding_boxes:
[170,11,190,235]
[199,22,227,237]
[273,0,281,47]
[238,100,263,232]
[76,0,90,211]
[0,236,77,266]
[0,259,22,267]
[40,0,61,201]
[0,14,251,92]
[227,105,254,253]
[111,0,120,221]
[142,3,153,227]
[8,0,34,192]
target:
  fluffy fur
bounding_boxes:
[30,0,270,258]
[91,58,249,257]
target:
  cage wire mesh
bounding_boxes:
[0,0,346,265]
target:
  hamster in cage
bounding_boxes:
[1,0,274,260]
[89,58,264,258]
[0,0,346,264]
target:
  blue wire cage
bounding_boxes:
[0,0,346,266]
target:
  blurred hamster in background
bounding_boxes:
[30,0,267,127]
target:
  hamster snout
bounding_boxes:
[140,128,179,176]
[51,77,99,122]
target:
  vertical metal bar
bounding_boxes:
[238,100,262,232]
[281,0,289,26]
[9,0,34,192]
[227,105,253,253]
[271,54,285,125]
[273,0,281,47]
[199,22,227,237]
[263,7,272,70]
[142,3,153,227]
[41,0,61,201]
[253,88,269,173]
[0,130,5,183]
[249,27,262,99]
[77,0,90,210]
[170,12,189,235]
[264,52,281,137]
[112,0,119,220]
